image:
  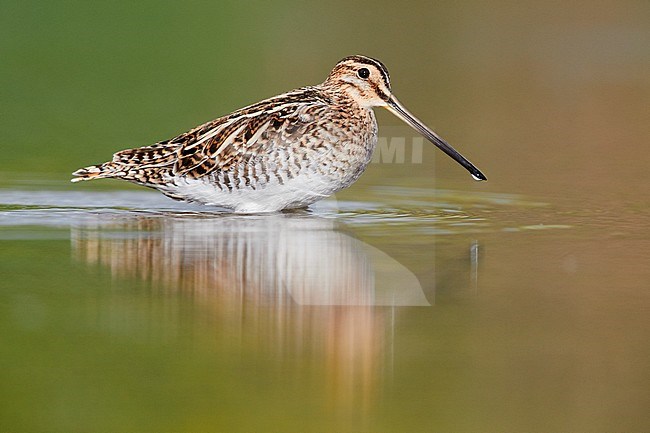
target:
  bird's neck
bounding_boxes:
[319,82,372,111]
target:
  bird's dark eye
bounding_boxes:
[357,68,370,79]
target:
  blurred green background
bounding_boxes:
[2,0,646,199]
[1,1,649,432]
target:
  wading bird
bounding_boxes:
[72,55,486,212]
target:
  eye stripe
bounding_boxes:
[339,55,391,87]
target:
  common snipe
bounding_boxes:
[72,55,486,212]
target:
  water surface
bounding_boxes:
[1,183,648,432]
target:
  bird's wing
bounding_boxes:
[173,88,330,178]
[107,116,226,170]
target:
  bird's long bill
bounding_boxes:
[385,96,487,181]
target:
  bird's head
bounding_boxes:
[323,55,487,181]
[324,55,392,108]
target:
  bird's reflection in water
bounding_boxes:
[71,212,429,411]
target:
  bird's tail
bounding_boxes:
[71,162,125,183]
[72,143,181,184]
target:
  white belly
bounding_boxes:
[159,172,345,213]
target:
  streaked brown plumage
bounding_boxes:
[72,55,486,212]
